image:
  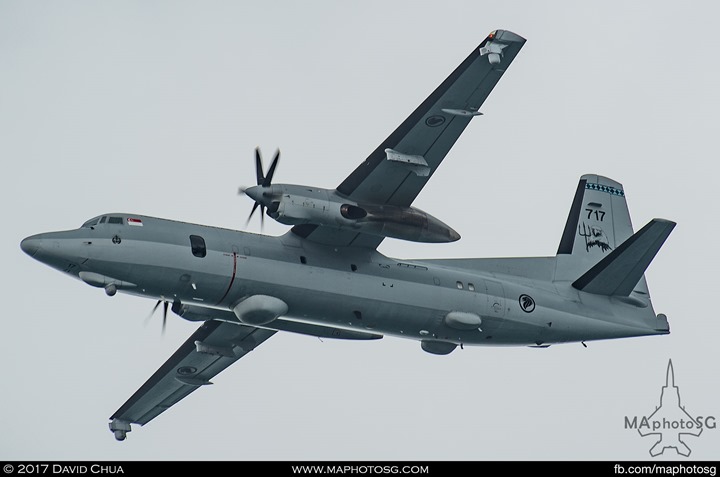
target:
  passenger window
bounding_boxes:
[468,283,475,292]
[108,217,123,225]
[190,235,206,258]
[456,281,463,289]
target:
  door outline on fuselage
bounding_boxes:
[485,279,506,318]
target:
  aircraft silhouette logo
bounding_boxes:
[625,360,716,457]
[639,360,701,456]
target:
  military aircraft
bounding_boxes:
[20,30,675,441]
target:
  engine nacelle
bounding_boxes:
[352,203,460,243]
[273,195,335,226]
[271,187,459,243]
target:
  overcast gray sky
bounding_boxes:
[2,0,719,460]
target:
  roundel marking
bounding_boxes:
[519,294,536,313]
[425,115,446,127]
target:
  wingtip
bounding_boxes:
[490,30,526,43]
[652,218,677,227]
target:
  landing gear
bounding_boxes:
[109,419,131,441]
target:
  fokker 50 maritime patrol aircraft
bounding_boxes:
[21,30,675,441]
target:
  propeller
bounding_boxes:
[239,147,280,229]
[145,299,170,335]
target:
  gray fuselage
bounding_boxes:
[21,213,667,349]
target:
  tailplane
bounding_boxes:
[572,219,676,296]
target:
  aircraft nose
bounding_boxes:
[20,235,42,257]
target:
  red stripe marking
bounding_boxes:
[216,252,237,306]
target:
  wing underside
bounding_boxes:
[108,320,275,439]
[293,30,526,248]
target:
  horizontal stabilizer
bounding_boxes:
[572,219,676,296]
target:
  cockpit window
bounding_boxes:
[82,218,99,228]
[99,216,107,224]
[108,217,123,225]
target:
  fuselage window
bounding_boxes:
[456,281,463,289]
[468,283,475,292]
[108,217,123,225]
[190,235,207,258]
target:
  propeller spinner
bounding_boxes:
[240,147,280,228]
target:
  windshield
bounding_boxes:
[81,217,101,228]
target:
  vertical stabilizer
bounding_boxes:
[554,175,647,295]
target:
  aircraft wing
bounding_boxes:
[108,320,275,440]
[292,30,525,249]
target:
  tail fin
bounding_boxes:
[572,219,676,296]
[553,175,673,298]
[555,175,635,279]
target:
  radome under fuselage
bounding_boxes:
[21,213,667,350]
